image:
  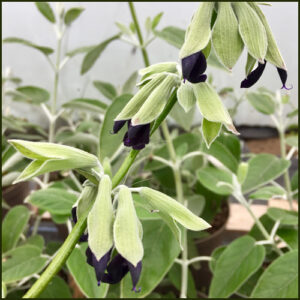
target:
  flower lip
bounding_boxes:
[182,51,207,83]
[277,68,293,90]
[240,60,267,88]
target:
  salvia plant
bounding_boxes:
[2,2,298,299]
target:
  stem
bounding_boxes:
[128,2,150,67]
[31,215,42,237]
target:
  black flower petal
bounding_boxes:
[85,247,112,286]
[241,60,266,88]
[128,261,142,293]
[182,51,207,83]
[102,254,129,284]
[123,122,150,150]
[277,68,292,90]
[79,234,88,242]
[71,206,77,223]
[113,120,127,134]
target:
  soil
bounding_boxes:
[205,201,229,235]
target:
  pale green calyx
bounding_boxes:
[114,186,143,267]
[193,82,239,135]
[140,187,211,231]
[131,74,179,126]
[115,73,167,121]
[139,62,178,79]
[8,140,99,183]
[87,175,114,261]
[179,2,214,59]
[177,81,196,113]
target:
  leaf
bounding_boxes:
[249,214,275,241]
[201,118,222,148]
[93,80,117,100]
[242,154,290,193]
[209,246,227,273]
[66,45,96,57]
[249,185,285,200]
[238,268,264,297]
[267,207,298,225]
[286,135,298,149]
[2,205,30,253]
[179,2,214,58]
[251,250,298,298]
[209,236,265,298]
[64,7,84,26]
[140,188,211,231]
[197,166,233,195]
[81,34,119,75]
[246,92,276,115]
[212,2,244,69]
[9,86,50,104]
[20,235,45,250]
[120,220,181,298]
[35,2,55,23]
[2,245,47,283]
[3,37,54,55]
[154,26,185,49]
[25,188,77,215]
[287,108,298,118]
[39,276,72,298]
[62,98,107,113]
[67,243,109,298]
[151,12,163,30]
[277,228,298,250]
[122,71,138,94]
[169,102,195,132]
[99,94,132,162]
[233,2,267,62]
[193,82,237,134]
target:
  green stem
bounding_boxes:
[161,121,188,298]
[128,2,150,67]
[278,127,293,210]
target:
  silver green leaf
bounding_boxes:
[64,7,84,26]
[212,2,244,69]
[139,62,178,79]
[88,175,113,261]
[35,2,55,23]
[179,2,214,58]
[131,74,178,126]
[140,187,210,231]
[233,2,267,63]
[76,183,98,220]
[193,82,238,135]
[237,162,248,184]
[246,92,276,115]
[114,186,143,267]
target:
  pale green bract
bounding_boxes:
[87,175,114,261]
[179,2,214,58]
[115,73,166,121]
[131,74,179,126]
[201,118,222,148]
[193,82,238,135]
[140,187,211,231]
[177,82,196,113]
[8,140,99,183]
[114,186,143,267]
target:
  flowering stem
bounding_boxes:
[128,2,150,67]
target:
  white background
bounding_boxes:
[2,2,298,127]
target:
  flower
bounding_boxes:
[113,120,150,150]
[181,50,208,84]
[241,60,292,90]
[71,206,88,242]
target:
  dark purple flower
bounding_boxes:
[102,254,142,292]
[85,247,112,286]
[241,60,292,89]
[71,206,88,242]
[181,51,207,84]
[241,60,267,88]
[112,120,150,150]
[277,68,293,90]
